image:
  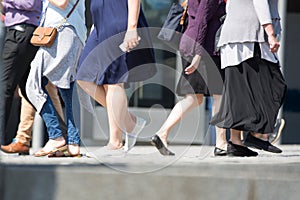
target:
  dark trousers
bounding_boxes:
[0,25,39,144]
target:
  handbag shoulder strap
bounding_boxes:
[180,1,188,26]
[40,0,81,27]
[56,0,80,29]
[181,0,188,9]
[65,0,80,20]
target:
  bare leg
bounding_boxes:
[77,80,137,128]
[230,129,243,146]
[212,95,227,150]
[77,80,136,149]
[77,80,107,107]
[104,84,135,148]
[156,94,203,147]
[252,132,268,141]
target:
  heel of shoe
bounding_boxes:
[150,135,175,156]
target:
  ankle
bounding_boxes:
[230,139,243,146]
[156,133,168,147]
[53,137,65,142]
[216,142,227,150]
[250,132,269,141]
[107,142,123,150]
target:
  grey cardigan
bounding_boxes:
[218,0,278,47]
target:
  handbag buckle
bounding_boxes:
[38,32,45,41]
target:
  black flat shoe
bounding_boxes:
[150,135,175,156]
[214,147,227,156]
[227,141,258,157]
[244,133,282,153]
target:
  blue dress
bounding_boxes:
[76,0,156,85]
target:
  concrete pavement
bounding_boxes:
[1,145,300,200]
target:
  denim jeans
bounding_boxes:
[40,77,80,145]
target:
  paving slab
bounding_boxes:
[1,145,300,200]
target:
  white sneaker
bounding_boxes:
[123,116,146,152]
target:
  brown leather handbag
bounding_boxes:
[30,27,57,47]
[30,0,80,47]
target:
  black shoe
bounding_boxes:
[227,141,258,157]
[214,147,227,156]
[244,133,282,153]
[150,135,175,156]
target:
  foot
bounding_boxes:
[227,141,258,157]
[150,135,175,156]
[215,141,227,154]
[48,145,82,158]
[244,133,282,153]
[157,133,168,148]
[34,137,66,157]
[269,119,285,144]
[1,139,30,155]
[86,145,124,158]
[123,116,146,152]
[214,147,227,156]
[68,144,80,156]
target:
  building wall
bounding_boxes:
[282,1,300,143]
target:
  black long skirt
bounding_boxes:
[210,53,286,133]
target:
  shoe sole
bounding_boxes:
[227,152,257,157]
[18,152,30,156]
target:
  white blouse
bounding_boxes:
[220,42,279,69]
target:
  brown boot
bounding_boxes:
[1,141,30,155]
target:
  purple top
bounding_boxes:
[179,0,225,57]
[4,0,42,27]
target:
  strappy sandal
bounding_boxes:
[34,145,67,157]
[48,147,82,158]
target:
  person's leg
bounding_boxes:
[77,80,107,107]
[0,27,38,144]
[1,81,67,154]
[35,77,65,156]
[230,129,243,146]
[6,83,65,146]
[46,82,65,122]
[104,83,135,149]
[0,89,33,155]
[150,94,203,156]
[45,82,67,139]
[58,82,80,155]
[77,80,138,144]
[156,94,203,147]
[212,95,227,151]
[15,90,36,146]
[226,129,258,157]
